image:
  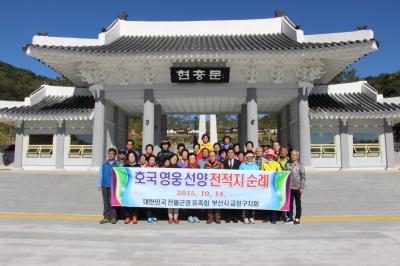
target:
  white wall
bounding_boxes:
[22,121,58,170]
[309,119,387,169]
[63,121,93,169]
[20,120,96,170]
[348,119,386,168]
[310,119,341,168]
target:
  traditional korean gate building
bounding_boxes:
[1,14,399,170]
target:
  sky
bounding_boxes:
[0,0,399,79]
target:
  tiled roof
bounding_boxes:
[0,96,94,120]
[25,34,375,54]
[309,92,400,114]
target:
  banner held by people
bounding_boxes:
[111,167,291,211]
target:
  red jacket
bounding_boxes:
[187,163,199,169]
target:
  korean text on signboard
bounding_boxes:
[111,167,291,210]
[170,67,230,83]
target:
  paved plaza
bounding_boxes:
[0,217,399,265]
[0,170,400,265]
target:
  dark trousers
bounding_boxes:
[243,209,255,219]
[208,209,221,221]
[124,207,138,218]
[146,208,154,219]
[277,211,287,221]
[265,210,278,222]
[288,189,302,219]
[102,187,117,219]
[225,209,240,222]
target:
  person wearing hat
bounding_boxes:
[239,150,259,224]
[261,149,282,171]
[276,146,290,222]
[117,149,127,166]
[157,140,174,166]
[261,149,282,224]
[239,150,259,170]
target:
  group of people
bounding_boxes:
[97,134,305,225]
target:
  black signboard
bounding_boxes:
[170,67,230,83]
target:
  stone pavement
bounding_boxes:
[0,217,399,265]
[0,170,400,265]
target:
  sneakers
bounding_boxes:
[284,217,294,224]
[147,217,158,224]
[132,216,138,224]
[215,219,221,224]
[100,217,117,224]
[249,218,255,224]
[99,218,110,224]
[243,218,250,224]
[124,218,131,224]
[294,218,301,225]
[207,220,214,224]
[188,216,200,223]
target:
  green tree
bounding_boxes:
[330,68,359,84]
[0,61,73,101]
[366,71,400,97]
